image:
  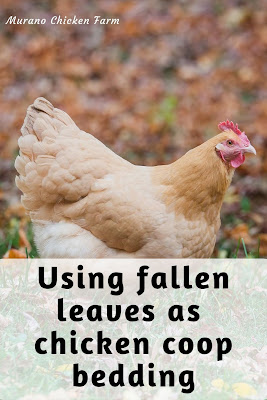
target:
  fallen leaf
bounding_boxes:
[19,229,31,251]
[3,248,26,258]
[211,378,225,389]
[232,382,257,398]
[55,364,73,372]
[259,233,267,256]
[225,223,253,245]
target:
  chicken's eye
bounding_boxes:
[227,140,233,146]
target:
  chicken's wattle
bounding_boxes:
[230,153,245,168]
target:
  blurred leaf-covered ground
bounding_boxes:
[0,0,266,258]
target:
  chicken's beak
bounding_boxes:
[243,144,256,155]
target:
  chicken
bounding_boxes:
[15,98,256,258]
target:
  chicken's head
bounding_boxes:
[215,120,256,168]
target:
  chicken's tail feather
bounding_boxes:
[21,97,76,137]
[21,97,54,136]
[16,97,77,214]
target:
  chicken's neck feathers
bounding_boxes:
[153,136,235,224]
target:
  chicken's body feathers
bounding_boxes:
[16,98,236,258]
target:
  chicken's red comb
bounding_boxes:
[218,119,250,145]
[218,120,243,135]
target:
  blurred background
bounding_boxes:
[0,0,266,258]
